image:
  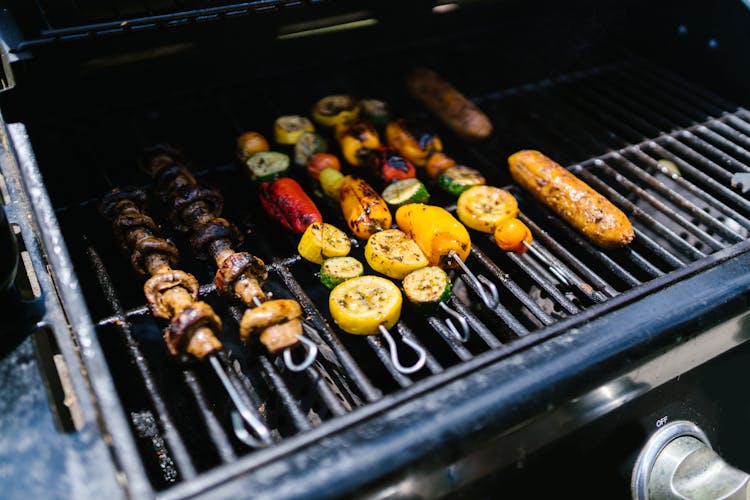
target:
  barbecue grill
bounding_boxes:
[2,0,750,498]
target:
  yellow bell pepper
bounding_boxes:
[339,176,392,240]
[336,122,380,167]
[395,203,471,268]
[297,222,351,265]
[329,276,402,335]
[364,229,429,279]
[385,119,443,168]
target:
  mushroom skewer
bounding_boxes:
[141,145,318,372]
[99,186,272,448]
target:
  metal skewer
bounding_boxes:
[450,250,499,308]
[377,325,427,375]
[438,302,471,342]
[209,355,273,448]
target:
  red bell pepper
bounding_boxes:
[258,178,323,234]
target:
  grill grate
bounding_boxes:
[30,57,750,493]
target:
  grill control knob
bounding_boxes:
[632,421,750,500]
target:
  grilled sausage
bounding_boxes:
[405,67,493,142]
[508,150,635,249]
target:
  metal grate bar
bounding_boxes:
[86,246,197,479]
[505,251,580,314]
[275,264,382,402]
[181,370,237,463]
[539,215,643,287]
[612,67,719,123]
[595,159,727,250]
[726,115,750,138]
[624,64,729,118]
[613,152,746,242]
[694,126,750,167]
[366,337,412,388]
[709,121,750,152]
[468,246,554,326]
[448,298,507,346]
[575,166,707,260]
[574,85,662,138]
[636,146,750,229]
[516,213,618,298]
[677,131,750,175]
[618,242,669,278]
[225,305,313,432]
[397,323,444,374]
[426,317,473,362]
[303,366,348,418]
[660,135,735,183]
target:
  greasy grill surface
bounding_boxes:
[30,58,750,492]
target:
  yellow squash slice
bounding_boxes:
[329,276,402,335]
[456,185,518,233]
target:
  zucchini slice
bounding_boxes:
[245,151,290,182]
[456,185,518,233]
[402,266,452,305]
[294,131,328,166]
[274,115,315,145]
[381,178,430,208]
[298,222,351,265]
[365,229,429,280]
[320,256,364,289]
[329,276,402,335]
[438,165,486,195]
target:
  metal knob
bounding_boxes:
[632,421,750,500]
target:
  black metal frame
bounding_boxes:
[6,60,750,494]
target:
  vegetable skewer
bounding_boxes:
[142,145,318,372]
[456,185,602,300]
[99,186,272,448]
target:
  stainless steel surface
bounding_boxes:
[633,421,750,500]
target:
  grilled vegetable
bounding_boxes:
[402,266,451,305]
[359,99,390,127]
[312,95,360,127]
[294,131,327,166]
[456,185,518,233]
[385,119,442,167]
[239,299,304,353]
[494,218,532,254]
[320,167,345,200]
[306,153,341,181]
[438,165,486,195]
[365,229,429,279]
[245,151,290,182]
[274,115,315,145]
[297,222,351,265]
[340,176,392,240]
[239,299,302,341]
[237,131,270,162]
[508,150,635,249]
[381,178,430,208]
[425,152,456,179]
[329,276,402,335]
[259,177,323,234]
[320,256,364,289]
[395,203,471,268]
[336,122,380,167]
[369,147,417,185]
[406,67,493,142]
